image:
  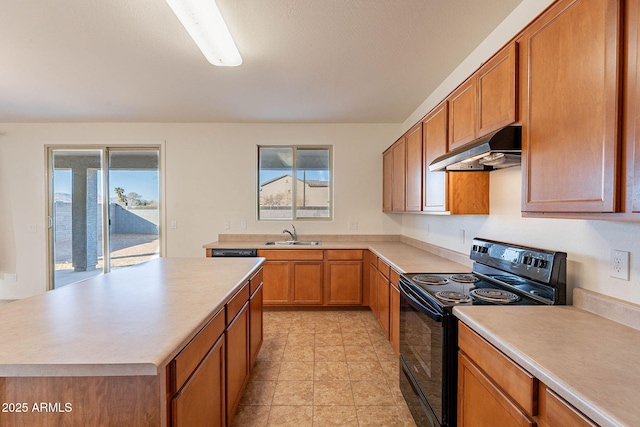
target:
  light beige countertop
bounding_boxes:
[0,257,264,377]
[454,292,640,427]
[203,234,472,274]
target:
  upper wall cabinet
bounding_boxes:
[382,100,490,215]
[448,43,518,151]
[382,137,406,213]
[405,123,423,212]
[627,0,640,214]
[521,0,622,213]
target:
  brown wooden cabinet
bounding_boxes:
[249,269,263,367]
[389,269,400,356]
[171,335,225,427]
[627,0,640,215]
[422,101,448,212]
[424,100,490,215]
[259,250,365,307]
[405,123,423,212]
[376,258,391,338]
[169,308,226,427]
[477,42,518,138]
[292,261,324,304]
[382,149,393,212]
[448,77,477,150]
[325,250,364,305]
[521,0,622,213]
[458,322,536,427]
[226,302,249,423]
[258,250,324,305]
[448,42,517,152]
[458,352,535,427]
[459,322,598,427]
[392,138,407,212]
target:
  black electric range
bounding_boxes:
[399,238,567,427]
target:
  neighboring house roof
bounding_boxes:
[260,174,328,188]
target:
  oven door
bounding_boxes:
[399,279,457,427]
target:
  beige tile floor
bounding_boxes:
[231,309,417,427]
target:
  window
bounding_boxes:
[258,146,332,220]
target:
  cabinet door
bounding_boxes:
[382,148,393,212]
[226,303,249,422]
[538,383,596,427]
[477,42,518,137]
[377,270,390,338]
[291,261,323,305]
[171,336,225,427]
[249,283,263,368]
[522,0,622,213]
[389,282,400,356]
[448,77,477,150]
[405,123,423,212]
[458,352,535,427]
[629,0,640,213]
[392,138,406,212]
[262,261,291,305]
[369,262,379,316]
[423,101,448,211]
[325,261,363,305]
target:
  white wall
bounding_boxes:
[399,0,640,306]
[0,122,401,299]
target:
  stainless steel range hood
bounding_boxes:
[429,126,522,172]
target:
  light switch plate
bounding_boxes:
[610,250,630,280]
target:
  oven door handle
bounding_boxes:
[400,281,443,322]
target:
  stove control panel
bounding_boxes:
[470,238,566,287]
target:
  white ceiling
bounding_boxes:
[0,0,523,123]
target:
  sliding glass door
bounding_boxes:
[48,147,160,289]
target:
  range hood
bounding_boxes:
[429,126,522,172]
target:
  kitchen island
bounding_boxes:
[0,257,264,427]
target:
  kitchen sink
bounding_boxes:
[264,240,321,246]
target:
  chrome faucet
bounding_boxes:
[282,224,297,241]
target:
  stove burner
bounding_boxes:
[470,288,520,303]
[435,291,472,303]
[412,274,449,285]
[450,274,479,284]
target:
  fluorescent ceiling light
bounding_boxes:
[165,0,242,66]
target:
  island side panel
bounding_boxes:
[0,375,160,427]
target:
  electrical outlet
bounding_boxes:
[224,220,230,229]
[10,274,17,282]
[240,220,247,230]
[170,220,177,229]
[27,224,37,233]
[610,250,630,280]
[348,220,358,230]
[459,229,466,244]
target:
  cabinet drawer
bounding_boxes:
[227,282,250,324]
[257,249,324,261]
[249,268,263,295]
[539,383,596,427]
[326,249,363,260]
[390,269,400,287]
[458,322,537,415]
[171,308,225,392]
[377,258,390,279]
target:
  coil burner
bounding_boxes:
[470,288,520,303]
[434,291,472,303]
[450,274,479,284]
[411,274,449,286]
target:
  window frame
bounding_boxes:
[257,145,333,221]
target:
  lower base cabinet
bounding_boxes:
[169,267,263,427]
[171,336,226,427]
[226,303,249,423]
[458,322,597,427]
